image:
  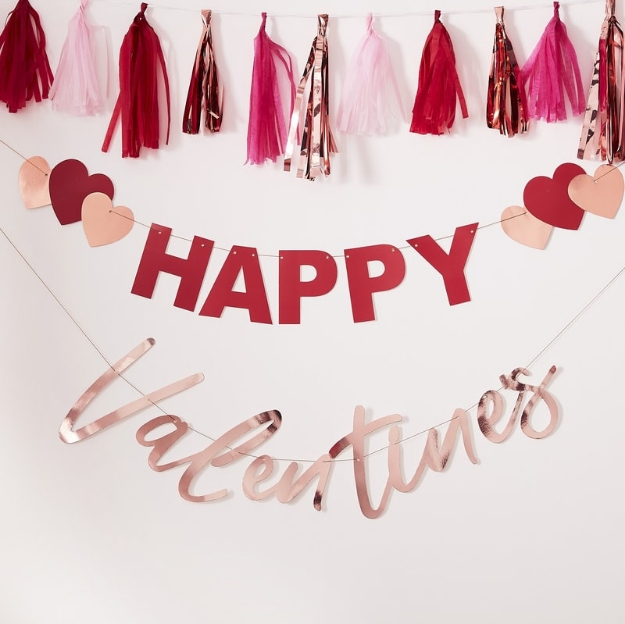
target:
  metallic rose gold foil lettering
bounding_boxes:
[59,338,204,443]
[274,454,333,511]
[243,455,277,501]
[521,366,559,439]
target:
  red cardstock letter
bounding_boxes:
[407,222,478,306]
[344,245,406,323]
[131,223,214,311]
[200,246,272,324]
[278,250,338,324]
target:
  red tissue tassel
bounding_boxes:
[102,3,170,158]
[0,0,53,113]
[410,10,468,135]
[246,13,295,164]
[183,9,222,134]
[578,0,624,162]
[522,2,584,122]
[284,14,337,180]
[487,6,528,137]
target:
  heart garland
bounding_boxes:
[501,163,624,249]
[19,156,134,246]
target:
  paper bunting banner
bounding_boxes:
[501,205,553,249]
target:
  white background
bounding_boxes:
[0,0,623,622]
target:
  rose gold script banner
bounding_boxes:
[60,339,559,519]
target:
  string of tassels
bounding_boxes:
[183,9,222,134]
[487,6,528,137]
[522,2,585,122]
[410,10,468,135]
[102,3,171,158]
[578,0,624,162]
[337,13,404,135]
[246,13,295,164]
[0,0,53,113]
[284,14,337,180]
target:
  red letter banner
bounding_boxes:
[407,222,478,306]
[344,245,405,323]
[131,223,214,311]
[278,250,338,324]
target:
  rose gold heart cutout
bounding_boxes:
[19,156,51,209]
[501,205,553,250]
[81,192,134,247]
[568,164,624,219]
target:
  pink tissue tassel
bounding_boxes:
[49,0,101,115]
[246,12,295,164]
[522,1,584,122]
[337,13,404,134]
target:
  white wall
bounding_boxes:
[1,0,623,622]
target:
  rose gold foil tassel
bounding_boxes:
[284,14,337,180]
[182,9,222,134]
[487,6,528,137]
[578,0,624,163]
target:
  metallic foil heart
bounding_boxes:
[568,164,624,219]
[19,156,51,209]
[501,205,553,249]
[81,192,134,247]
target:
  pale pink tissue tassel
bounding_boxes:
[50,0,101,115]
[337,13,404,135]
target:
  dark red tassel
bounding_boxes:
[0,0,53,113]
[183,9,222,134]
[102,3,170,158]
[410,10,468,135]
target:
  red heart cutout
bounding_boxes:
[49,159,115,225]
[523,163,586,230]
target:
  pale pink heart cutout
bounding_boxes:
[19,156,51,209]
[501,205,553,250]
[568,164,624,219]
[81,192,134,247]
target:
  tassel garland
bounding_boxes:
[337,13,404,135]
[487,6,528,137]
[0,0,53,113]
[246,12,295,164]
[410,10,468,135]
[284,14,337,180]
[522,2,584,123]
[49,0,101,116]
[578,0,624,162]
[183,9,222,134]
[102,3,170,158]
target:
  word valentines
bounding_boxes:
[59,339,559,519]
[130,222,479,323]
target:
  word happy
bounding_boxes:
[59,339,559,519]
[130,222,479,323]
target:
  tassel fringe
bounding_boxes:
[410,10,468,135]
[246,12,295,164]
[284,14,337,180]
[487,6,528,137]
[0,0,53,113]
[183,9,222,134]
